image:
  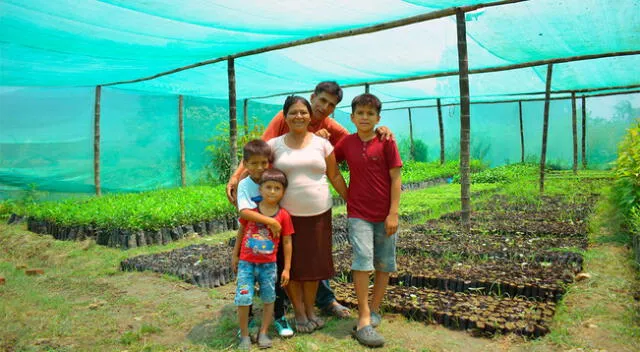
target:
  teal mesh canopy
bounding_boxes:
[1,0,639,195]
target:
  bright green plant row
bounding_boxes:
[612,120,640,226]
[452,163,539,184]
[20,186,235,230]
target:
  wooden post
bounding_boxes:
[540,64,553,194]
[456,8,471,229]
[408,108,415,160]
[437,98,445,165]
[228,59,238,171]
[94,85,101,196]
[519,101,525,163]
[365,83,370,93]
[243,99,249,136]
[571,92,578,175]
[581,95,587,169]
[178,95,186,187]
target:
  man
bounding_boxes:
[226,81,393,323]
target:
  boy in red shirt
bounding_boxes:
[334,93,402,348]
[232,168,294,350]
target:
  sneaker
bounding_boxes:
[237,336,251,350]
[370,311,382,328]
[273,317,294,337]
[257,333,273,349]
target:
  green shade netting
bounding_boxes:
[1,0,639,196]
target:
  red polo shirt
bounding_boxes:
[334,134,403,222]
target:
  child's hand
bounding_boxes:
[232,254,239,273]
[268,219,282,238]
[384,213,398,236]
[280,269,290,287]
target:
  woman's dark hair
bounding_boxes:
[314,81,343,103]
[283,95,312,117]
[351,93,382,114]
[260,168,288,188]
[243,139,273,162]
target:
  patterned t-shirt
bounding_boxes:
[238,207,294,263]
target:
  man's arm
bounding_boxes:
[375,125,395,141]
[385,167,401,236]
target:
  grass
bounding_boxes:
[1,169,638,351]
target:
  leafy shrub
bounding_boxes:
[205,119,264,184]
[612,119,640,227]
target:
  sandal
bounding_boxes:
[322,302,351,319]
[308,316,325,330]
[294,320,314,334]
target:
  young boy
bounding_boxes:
[235,140,295,339]
[232,168,294,350]
[334,93,402,348]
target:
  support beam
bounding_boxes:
[251,52,640,102]
[519,101,524,163]
[540,64,553,194]
[456,8,471,229]
[582,95,587,169]
[437,98,445,164]
[380,89,640,112]
[228,59,238,171]
[571,92,578,175]
[94,86,102,196]
[408,108,415,160]
[179,95,186,187]
[243,99,249,136]
[365,83,370,93]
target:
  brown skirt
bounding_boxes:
[289,209,334,281]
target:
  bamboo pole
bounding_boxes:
[250,52,640,101]
[243,99,249,136]
[408,108,415,160]
[456,8,471,229]
[540,64,553,194]
[519,101,524,163]
[94,86,102,196]
[179,95,186,187]
[380,89,640,112]
[582,95,587,169]
[571,92,578,175]
[103,0,526,87]
[437,98,445,164]
[228,59,238,171]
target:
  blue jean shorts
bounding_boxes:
[234,260,277,306]
[348,218,397,272]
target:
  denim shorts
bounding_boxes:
[234,260,277,306]
[348,218,397,272]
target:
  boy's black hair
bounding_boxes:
[351,93,382,114]
[314,81,343,103]
[259,168,288,188]
[243,139,273,163]
[283,95,312,117]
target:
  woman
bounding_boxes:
[267,95,348,333]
